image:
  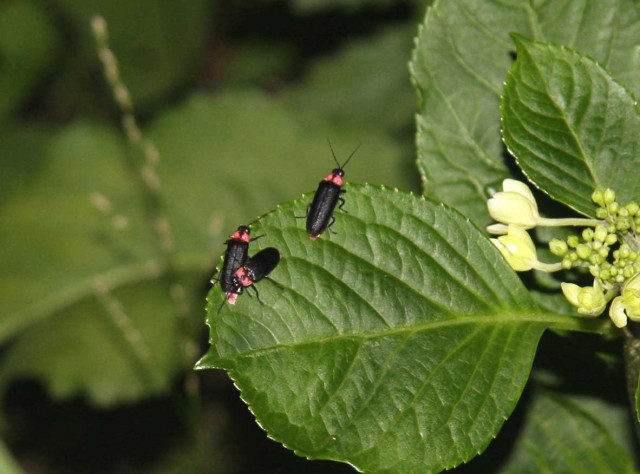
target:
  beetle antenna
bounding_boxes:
[327,138,341,169]
[326,139,361,170]
[340,143,361,170]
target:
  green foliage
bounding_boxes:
[199,185,559,472]
[0,93,412,406]
[500,390,635,474]
[502,36,640,217]
[284,25,416,134]
[2,0,640,472]
[411,0,640,227]
[48,0,214,110]
[0,0,60,123]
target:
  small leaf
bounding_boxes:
[500,390,635,474]
[411,0,640,225]
[502,35,640,216]
[198,185,566,473]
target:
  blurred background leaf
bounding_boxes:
[0,0,61,123]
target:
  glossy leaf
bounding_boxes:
[500,390,635,474]
[197,185,577,473]
[411,0,640,225]
[502,36,640,216]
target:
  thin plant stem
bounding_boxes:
[91,16,198,391]
[536,217,603,227]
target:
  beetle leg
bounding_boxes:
[248,285,264,305]
[328,216,338,234]
[337,197,348,213]
[296,203,311,219]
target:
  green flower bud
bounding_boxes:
[594,226,608,242]
[627,202,639,216]
[605,234,617,245]
[607,224,617,233]
[581,228,594,242]
[617,274,626,283]
[589,254,602,265]
[596,208,608,219]
[576,244,591,259]
[549,239,568,256]
[598,247,610,258]
[621,245,631,259]
[603,188,616,205]
[600,269,611,280]
[624,266,635,278]
[562,258,573,269]
[619,208,630,217]
[591,189,604,206]
[569,252,578,262]
[567,235,580,248]
[609,202,620,215]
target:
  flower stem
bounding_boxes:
[532,261,564,272]
[536,217,603,227]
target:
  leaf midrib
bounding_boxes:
[216,312,574,362]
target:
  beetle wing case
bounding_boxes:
[243,247,281,282]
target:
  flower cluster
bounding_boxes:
[487,180,640,328]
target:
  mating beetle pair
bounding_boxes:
[212,226,281,309]
[215,142,358,308]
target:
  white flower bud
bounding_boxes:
[490,225,537,271]
[487,179,539,228]
[609,296,627,328]
[561,281,606,316]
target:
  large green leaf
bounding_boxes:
[410,0,640,226]
[500,390,635,474]
[196,185,591,473]
[48,0,213,109]
[0,92,413,405]
[502,36,640,216]
[0,0,60,123]
[0,440,22,474]
[284,25,416,134]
